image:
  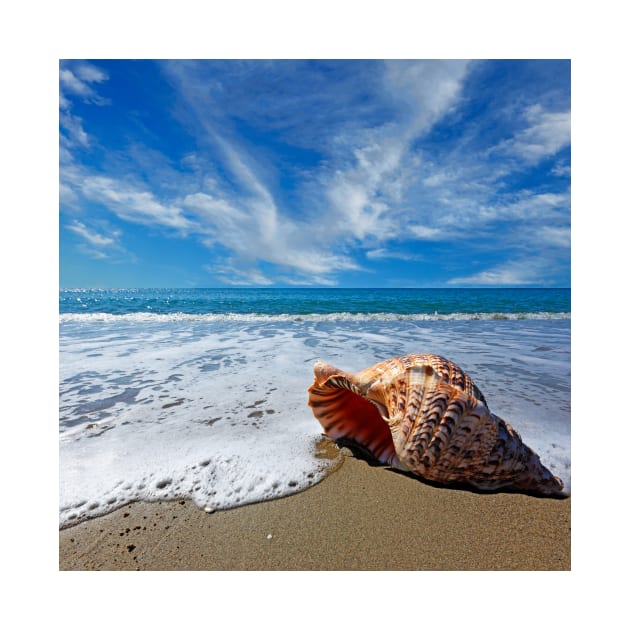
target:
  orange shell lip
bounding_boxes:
[308,361,400,468]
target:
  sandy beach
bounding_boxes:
[59,446,570,571]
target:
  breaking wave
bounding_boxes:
[60,311,571,323]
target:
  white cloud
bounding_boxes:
[66,220,122,259]
[59,68,93,98]
[477,191,569,224]
[495,104,570,163]
[59,111,90,148]
[184,190,360,281]
[215,140,280,244]
[401,176,569,245]
[67,220,116,247]
[59,90,70,110]
[59,61,109,167]
[365,248,422,261]
[67,172,197,233]
[205,263,274,286]
[60,60,570,286]
[74,63,108,84]
[59,181,78,206]
[325,169,398,241]
[449,269,530,286]
[408,224,444,240]
[384,60,472,136]
[321,61,472,244]
[447,257,554,286]
[156,61,365,283]
[538,226,571,248]
[552,161,571,177]
[154,60,478,282]
[423,171,451,187]
[62,153,360,284]
[59,62,108,105]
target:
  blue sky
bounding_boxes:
[59,59,570,288]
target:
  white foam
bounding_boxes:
[59,322,344,527]
[59,318,571,527]
[59,311,571,324]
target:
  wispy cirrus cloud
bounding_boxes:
[318,61,472,245]
[59,111,90,148]
[59,60,110,161]
[81,176,195,232]
[185,60,472,284]
[59,61,109,108]
[60,60,571,287]
[491,104,571,164]
[155,60,391,283]
[62,166,197,233]
[551,161,571,177]
[380,100,571,277]
[366,248,423,261]
[66,220,123,259]
[537,226,571,249]
[407,224,446,241]
[447,256,558,287]
[205,263,275,287]
[182,187,359,281]
[62,160,359,284]
[67,220,117,247]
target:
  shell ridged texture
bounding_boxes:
[308,354,563,496]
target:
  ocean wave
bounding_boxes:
[59,311,571,323]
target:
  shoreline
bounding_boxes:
[59,452,570,571]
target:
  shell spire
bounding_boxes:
[307,354,564,496]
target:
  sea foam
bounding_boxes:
[59,318,571,527]
[59,311,571,324]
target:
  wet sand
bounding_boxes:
[59,449,570,571]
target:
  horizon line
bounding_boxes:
[59,286,571,290]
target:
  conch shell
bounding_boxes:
[308,354,564,496]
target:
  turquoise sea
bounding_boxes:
[59,288,570,528]
[60,287,570,318]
